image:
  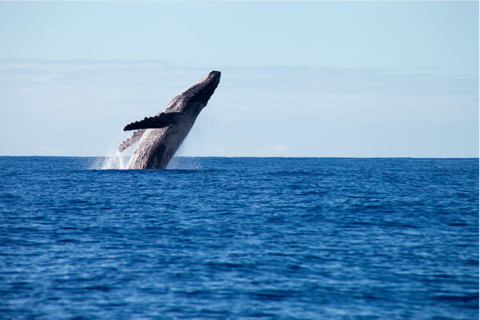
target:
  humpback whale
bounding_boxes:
[119,71,221,169]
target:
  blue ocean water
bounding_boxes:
[0,156,478,319]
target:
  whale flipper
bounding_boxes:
[123,112,182,131]
[119,129,146,152]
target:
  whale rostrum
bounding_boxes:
[119,71,221,169]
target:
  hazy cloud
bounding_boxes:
[0,59,477,157]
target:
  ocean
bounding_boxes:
[0,156,478,319]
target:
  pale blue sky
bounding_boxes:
[0,1,478,157]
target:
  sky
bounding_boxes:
[0,1,478,158]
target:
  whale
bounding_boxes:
[119,71,221,169]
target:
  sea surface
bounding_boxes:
[0,157,478,319]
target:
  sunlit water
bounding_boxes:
[0,157,478,319]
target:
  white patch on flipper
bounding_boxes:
[119,129,146,152]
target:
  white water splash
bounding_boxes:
[90,131,134,170]
[90,150,130,170]
[102,150,129,169]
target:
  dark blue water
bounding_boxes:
[0,157,478,319]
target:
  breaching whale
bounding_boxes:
[119,71,221,169]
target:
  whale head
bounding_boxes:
[181,71,221,107]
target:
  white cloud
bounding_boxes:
[0,59,477,157]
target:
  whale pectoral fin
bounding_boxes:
[119,129,146,152]
[123,112,182,131]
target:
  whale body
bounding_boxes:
[119,71,221,169]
